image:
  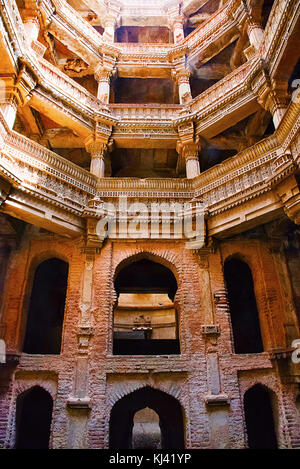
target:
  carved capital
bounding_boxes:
[85,140,107,157]
[94,66,112,83]
[175,70,191,85]
[182,142,201,161]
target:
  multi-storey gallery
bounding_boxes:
[0,0,299,449]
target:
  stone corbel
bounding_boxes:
[77,326,94,354]
[84,217,105,254]
[252,71,289,128]
[276,175,300,225]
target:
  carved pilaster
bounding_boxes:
[0,67,37,129]
[252,71,289,128]
[21,10,40,44]
[168,14,185,44]
[173,69,192,105]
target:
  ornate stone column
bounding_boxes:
[95,68,111,104]
[177,71,192,104]
[22,12,40,45]
[170,16,185,44]
[0,88,18,130]
[262,85,289,128]
[0,68,36,129]
[183,142,201,179]
[247,21,264,50]
[86,141,107,178]
[253,72,290,128]
[103,16,116,43]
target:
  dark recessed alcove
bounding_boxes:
[23,258,69,354]
[224,257,263,354]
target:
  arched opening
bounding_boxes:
[109,386,184,449]
[15,386,53,449]
[113,258,180,355]
[132,407,161,449]
[23,258,69,354]
[224,257,263,354]
[244,384,278,449]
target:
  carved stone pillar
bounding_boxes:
[95,68,112,104]
[177,71,192,104]
[247,21,264,51]
[22,13,40,45]
[0,76,19,129]
[254,74,289,128]
[170,16,185,44]
[103,16,116,43]
[265,87,289,129]
[183,142,201,179]
[0,70,36,129]
[86,142,107,178]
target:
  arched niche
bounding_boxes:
[244,384,278,449]
[15,386,53,449]
[224,256,263,354]
[23,257,69,354]
[113,258,180,355]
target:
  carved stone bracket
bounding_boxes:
[67,396,91,410]
[205,394,230,406]
[276,175,300,225]
[202,325,221,336]
[77,326,94,354]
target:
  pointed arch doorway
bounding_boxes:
[109,386,184,449]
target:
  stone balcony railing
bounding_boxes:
[1,0,294,137]
[110,104,182,122]
[116,43,172,55]
[24,0,293,70]
[40,0,103,51]
[0,99,299,213]
[36,56,109,119]
[0,117,96,196]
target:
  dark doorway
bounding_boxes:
[244,385,278,449]
[109,386,184,449]
[15,386,53,449]
[113,258,180,355]
[23,258,69,354]
[224,257,263,354]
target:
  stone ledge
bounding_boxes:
[205,394,230,406]
[67,397,91,409]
